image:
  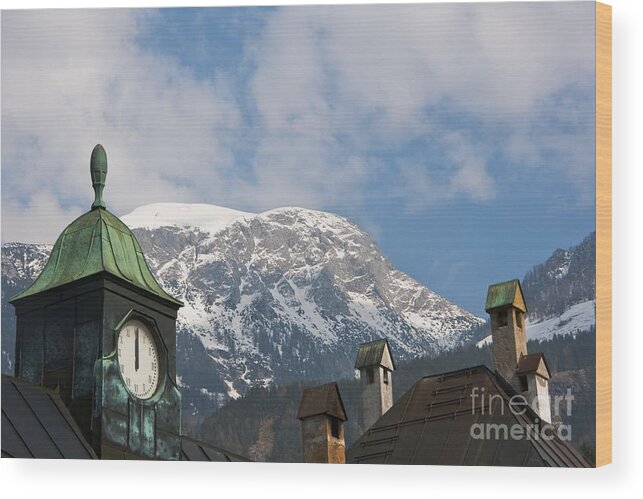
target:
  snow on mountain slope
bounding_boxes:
[2,203,484,421]
[129,205,484,411]
[521,233,595,322]
[476,300,595,347]
[1,242,54,372]
[475,233,596,349]
[524,300,595,340]
[122,203,253,234]
[2,205,597,427]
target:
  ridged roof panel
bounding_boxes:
[297,382,347,421]
[485,279,527,313]
[1,376,98,459]
[9,208,182,307]
[354,338,395,369]
[346,365,590,467]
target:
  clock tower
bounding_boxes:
[9,145,184,460]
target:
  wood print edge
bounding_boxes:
[595,0,612,468]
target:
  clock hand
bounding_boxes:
[135,328,139,372]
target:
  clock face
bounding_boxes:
[117,320,160,400]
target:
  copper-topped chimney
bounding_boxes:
[515,353,552,423]
[485,279,528,382]
[297,382,347,463]
[485,279,551,422]
[355,339,395,430]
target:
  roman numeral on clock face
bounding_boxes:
[117,320,160,400]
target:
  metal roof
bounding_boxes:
[297,382,347,421]
[1,375,97,459]
[516,353,551,379]
[10,145,181,307]
[485,279,527,313]
[181,436,251,462]
[2,375,250,461]
[354,338,395,369]
[346,365,590,467]
[9,207,182,306]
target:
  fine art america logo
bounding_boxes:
[469,387,574,441]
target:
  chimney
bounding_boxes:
[355,339,395,430]
[516,353,552,423]
[485,279,552,422]
[297,382,347,463]
[485,279,528,382]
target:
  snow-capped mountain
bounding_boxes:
[130,205,484,414]
[476,300,595,347]
[521,232,596,322]
[1,242,53,372]
[476,233,596,347]
[1,203,483,421]
[122,203,253,234]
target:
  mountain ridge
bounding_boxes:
[2,203,483,422]
[476,232,596,347]
[1,204,595,426]
[131,205,484,417]
[122,202,253,235]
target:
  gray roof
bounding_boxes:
[516,353,551,378]
[2,375,250,462]
[347,365,590,467]
[1,375,97,459]
[297,382,347,421]
[354,339,395,369]
[181,436,251,462]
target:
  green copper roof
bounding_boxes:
[354,338,395,369]
[10,145,182,307]
[10,207,182,306]
[484,279,526,313]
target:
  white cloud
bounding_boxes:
[1,4,596,242]
[2,9,240,242]
[1,194,83,245]
[241,2,595,207]
[443,131,495,201]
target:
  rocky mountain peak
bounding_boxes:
[2,203,483,420]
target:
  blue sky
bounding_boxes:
[1,3,596,315]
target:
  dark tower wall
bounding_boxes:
[490,305,527,384]
[13,277,104,441]
[97,277,181,460]
[301,414,346,464]
[12,273,181,460]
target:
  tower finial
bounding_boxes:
[90,144,108,210]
